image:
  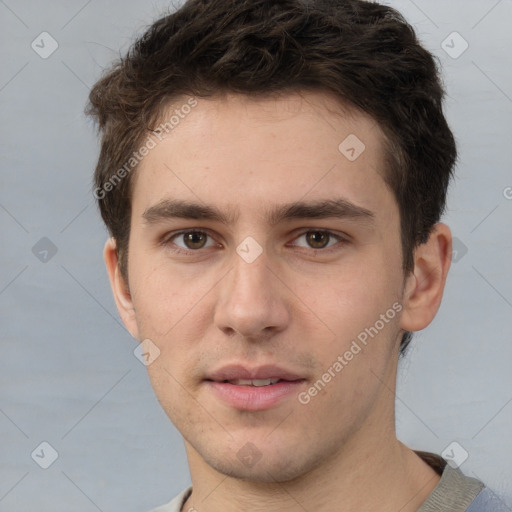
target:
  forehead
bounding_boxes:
[130,90,395,224]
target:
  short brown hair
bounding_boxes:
[87,0,457,355]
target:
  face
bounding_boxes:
[114,91,412,482]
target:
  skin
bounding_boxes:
[104,91,452,511]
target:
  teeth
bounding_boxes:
[230,378,280,387]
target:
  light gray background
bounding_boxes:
[1,1,511,510]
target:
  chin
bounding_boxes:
[208,458,308,483]
[195,438,327,484]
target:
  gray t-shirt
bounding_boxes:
[149,452,506,512]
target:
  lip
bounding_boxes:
[206,364,304,382]
[204,364,306,411]
[205,380,305,411]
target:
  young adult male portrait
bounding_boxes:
[1,0,510,511]
[85,0,511,510]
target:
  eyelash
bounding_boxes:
[160,229,349,255]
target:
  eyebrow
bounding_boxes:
[142,197,375,226]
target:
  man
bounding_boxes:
[87,0,505,510]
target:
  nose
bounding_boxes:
[213,249,290,341]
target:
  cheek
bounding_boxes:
[128,248,207,336]
[300,254,404,396]
[145,362,196,429]
[308,258,401,337]
[127,251,220,384]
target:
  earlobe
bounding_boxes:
[400,223,452,333]
[103,238,140,340]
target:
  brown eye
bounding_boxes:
[305,231,331,249]
[162,229,218,254]
[182,231,208,249]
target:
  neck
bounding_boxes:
[182,419,439,512]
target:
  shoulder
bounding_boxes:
[416,451,512,512]
[147,487,192,512]
[466,487,511,512]
[415,451,510,512]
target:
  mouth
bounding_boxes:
[204,365,306,411]
[208,378,284,387]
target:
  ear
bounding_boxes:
[400,223,452,332]
[104,238,140,340]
